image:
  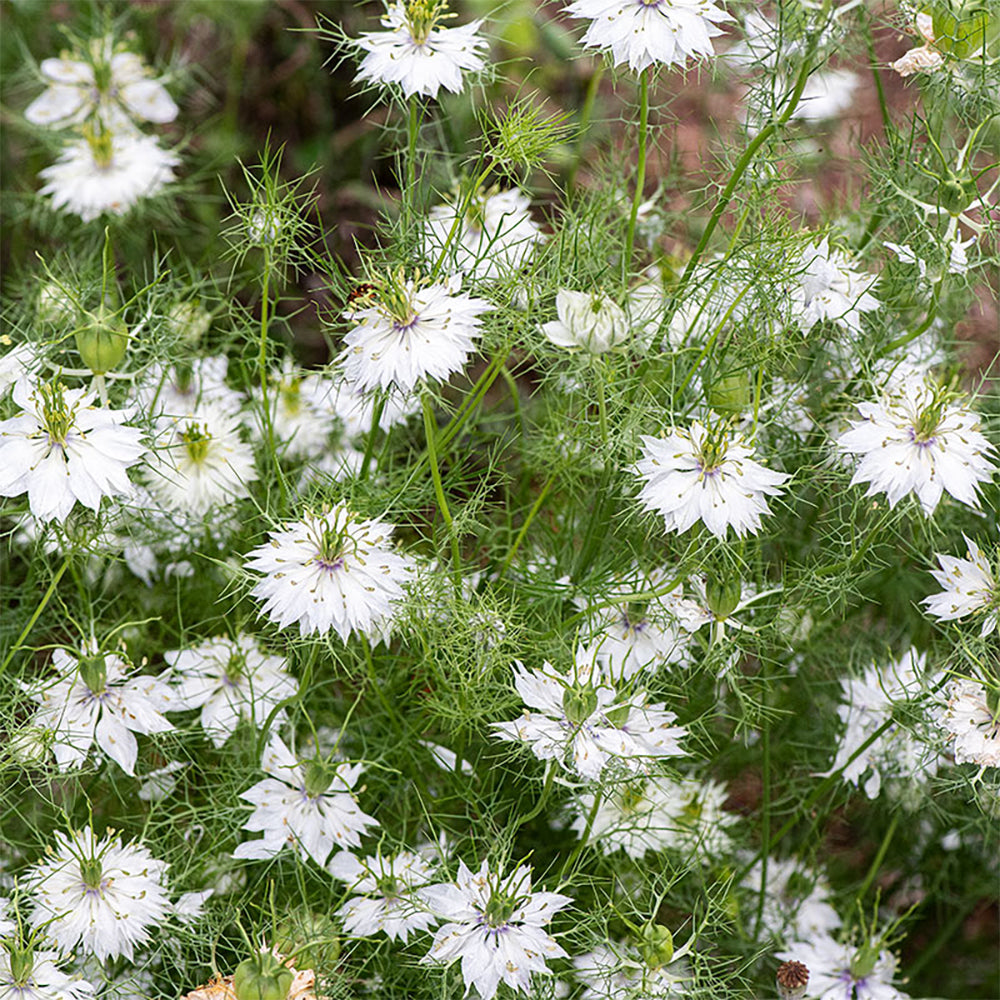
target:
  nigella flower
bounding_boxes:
[492,644,688,780]
[420,860,571,1000]
[836,376,996,516]
[777,933,910,1000]
[922,536,999,636]
[136,356,244,421]
[573,941,690,999]
[146,405,258,516]
[353,1,488,100]
[825,649,943,800]
[233,734,378,866]
[936,679,1000,769]
[39,128,180,223]
[0,343,40,399]
[541,289,629,354]
[573,776,738,863]
[0,932,96,999]
[244,506,414,641]
[23,644,173,777]
[789,236,880,335]
[25,826,172,962]
[163,634,297,748]
[0,378,145,523]
[339,273,492,394]
[329,850,438,942]
[423,187,544,282]
[635,420,789,540]
[321,369,419,441]
[249,361,340,460]
[566,0,732,72]
[739,856,842,943]
[25,38,177,129]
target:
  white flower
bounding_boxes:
[321,370,418,441]
[0,343,40,398]
[542,290,629,354]
[136,356,244,420]
[233,734,377,865]
[423,187,543,282]
[937,679,1000,769]
[245,506,414,641]
[24,645,173,776]
[790,237,880,335]
[0,941,96,1000]
[26,43,177,129]
[795,69,859,123]
[138,760,187,802]
[566,0,732,72]
[329,850,438,942]
[421,860,571,1000]
[836,377,996,516]
[164,634,298,748]
[492,646,688,780]
[339,275,492,394]
[892,13,943,77]
[251,363,340,460]
[922,536,998,636]
[25,826,171,962]
[636,421,789,540]
[146,405,257,516]
[884,241,928,279]
[574,942,689,999]
[0,379,145,523]
[739,857,841,943]
[353,2,488,100]
[825,649,942,800]
[777,933,909,1000]
[39,132,180,223]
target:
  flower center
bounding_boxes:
[224,651,245,686]
[37,382,76,446]
[79,857,107,893]
[280,379,302,415]
[182,422,213,463]
[403,0,452,45]
[302,759,336,798]
[83,122,115,169]
[482,892,516,929]
[78,653,108,695]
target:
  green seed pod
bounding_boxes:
[232,954,294,1000]
[705,575,741,620]
[640,922,674,970]
[274,909,340,971]
[708,371,751,416]
[78,653,108,695]
[562,686,598,726]
[76,307,128,375]
[932,5,995,59]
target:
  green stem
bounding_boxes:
[422,394,462,587]
[405,97,421,234]
[430,161,496,281]
[359,394,387,483]
[559,791,602,881]
[568,63,604,196]
[623,68,650,283]
[0,561,67,678]
[501,473,557,574]
[753,724,772,938]
[514,766,556,830]
[671,35,819,308]
[361,637,406,739]
[857,812,900,901]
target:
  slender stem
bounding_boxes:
[559,791,602,882]
[623,68,650,283]
[422,394,461,586]
[501,473,557,573]
[360,636,406,739]
[857,812,900,901]
[595,365,610,445]
[514,766,556,830]
[405,97,421,234]
[0,561,67,678]
[753,723,772,938]
[359,394,387,483]
[568,63,604,196]
[258,249,277,461]
[671,35,819,308]
[430,161,496,281]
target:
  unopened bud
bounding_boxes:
[776,959,809,1000]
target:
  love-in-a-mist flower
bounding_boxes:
[922,536,999,636]
[424,187,543,281]
[163,634,297,748]
[825,649,942,800]
[0,343,40,398]
[421,860,571,1000]
[789,237,880,335]
[353,1,488,100]
[24,644,173,776]
[329,850,438,943]
[26,826,171,962]
[146,405,257,516]
[777,933,910,1000]
[25,38,178,129]
[39,128,180,223]
[0,378,145,523]
[245,506,414,641]
[573,941,690,1000]
[322,369,418,441]
[0,931,96,1000]
[541,290,629,354]
[492,645,688,780]
[249,362,340,460]
[339,273,492,393]
[636,421,789,540]
[136,356,244,421]
[739,857,842,943]
[566,0,732,72]
[937,679,1000,769]
[837,377,996,516]
[233,734,377,865]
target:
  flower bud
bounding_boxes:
[640,921,673,970]
[232,954,293,1000]
[76,307,128,375]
